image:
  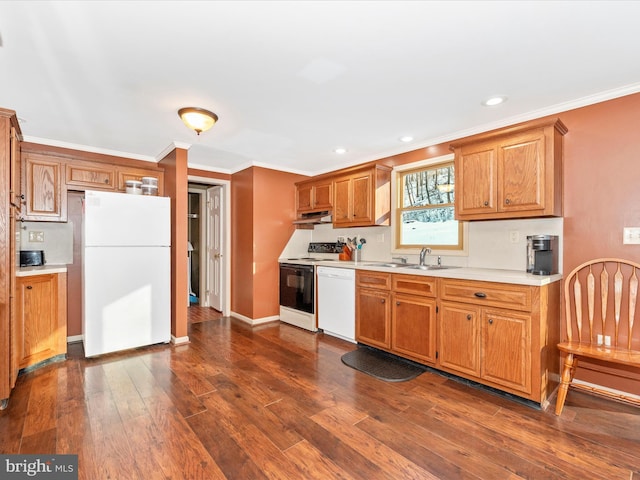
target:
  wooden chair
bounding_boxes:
[556,258,640,415]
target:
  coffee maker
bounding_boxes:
[526,235,558,275]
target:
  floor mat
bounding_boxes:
[341,346,428,382]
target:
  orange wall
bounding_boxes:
[159,147,189,341]
[557,93,640,394]
[252,167,302,319]
[231,168,254,318]
[230,166,303,320]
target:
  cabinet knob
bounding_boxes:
[488,318,493,325]
[474,292,487,298]
[483,201,489,206]
[380,299,385,304]
[396,301,401,306]
[26,285,32,290]
[104,179,109,184]
[505,198,511,205]
[466,314,472,320]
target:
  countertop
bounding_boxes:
[17,264,68,277]
[310,261,562,286]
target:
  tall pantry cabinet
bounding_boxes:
[0,108,22,409]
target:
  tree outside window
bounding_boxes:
[396,161,463,250]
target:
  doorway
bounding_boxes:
[187,178,231,317]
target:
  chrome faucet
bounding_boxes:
[419,247,432,266]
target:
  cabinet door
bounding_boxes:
[392,293,436,363]
[351,172,373,224]
[456,144,496,217]
[312,181,332,211]
[498,131,545,213]
[481,309,531,394]
[22,154,67,221]
[333,176,352,225]
[16,274,64,369]
[296,184,313,212]
[356,287,391,349]
[439,302,481,377]
[66,161,115,190]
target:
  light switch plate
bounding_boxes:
[623,227,640,244]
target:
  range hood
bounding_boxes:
[293,211,332,225]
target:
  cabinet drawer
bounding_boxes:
[356,270,391,290]
[440,279,532,312]
[392,274,436,297]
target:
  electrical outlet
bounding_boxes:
[623,227,640,244]
[509,230,519,243]
[28,231,44,242]
[377,233,385,243]
[604,335,611,347]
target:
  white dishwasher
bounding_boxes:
[317,266,356,343]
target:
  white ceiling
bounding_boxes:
[1,1,640,176]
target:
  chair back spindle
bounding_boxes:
[556,258,640,415]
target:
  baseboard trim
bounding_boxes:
[572,379,640,407]
[231,311,280,326]
[67,335,83,344]
[171,335,190,345]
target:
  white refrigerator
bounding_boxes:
[82,190,171,357]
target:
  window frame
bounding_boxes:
[391,153,467,256]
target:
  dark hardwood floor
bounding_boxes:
[1,306,639,479]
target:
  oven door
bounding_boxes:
[279,263,314,314]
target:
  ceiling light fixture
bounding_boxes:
[482,96,507,107]
[178,107,218,135]
[334,147,347,154]
[399,136,414,143]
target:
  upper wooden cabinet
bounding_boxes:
[22,153,67,222]
[333,165,391,227]
[296,178,332,214]
[116,166,164,196]
[451,118,567,221]
[66,160,116,190]
[22,150,166,221]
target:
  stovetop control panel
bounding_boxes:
[307,242,343,254]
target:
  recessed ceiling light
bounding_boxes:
[483,96,507,107]
[334,147,347,154]
[399,136,414,143]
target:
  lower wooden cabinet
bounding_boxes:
[356,271,437,364]
[439,302,481,377]
[356,274,391,349]
[15,273,67,370]
[439,301,531,393]
[356,272,560,407]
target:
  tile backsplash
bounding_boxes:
[20,221,74,265]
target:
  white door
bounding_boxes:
[207,186,223,311]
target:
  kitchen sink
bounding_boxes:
[366,262,406,268]
[403,265,461,270]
